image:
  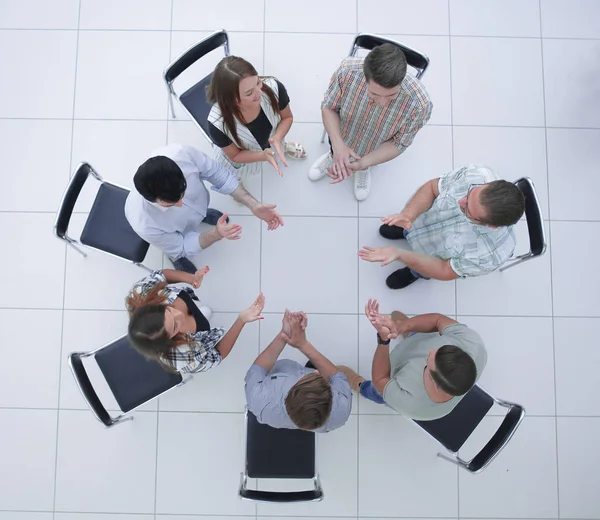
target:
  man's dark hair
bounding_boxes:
[363,43,407,88]
[479,180,526,227]
[133,156,187,203]
[285,372,333,430]
[430,345,477,397]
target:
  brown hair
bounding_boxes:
[206,56,281,148]
[479,180,526,227]
[285,372,333,430]
[430,345,477,396]
[126,283,194,371]
[363,43,407,88]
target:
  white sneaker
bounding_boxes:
[308,152,333,181]
[198,305,212,321]
[354,169,371,201]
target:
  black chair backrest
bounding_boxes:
[354,34,429,75]
[95,336,182,413]
[68,353,113,427]
[164,30,228,83]
[246,411,315,479]
[414,385,494,453]
[467,404,524,472]
[179,74,215,140]
[515,178,545,256]
[55,162,93,239]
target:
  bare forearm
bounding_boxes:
[215,317,245,359]
[198,227,222,249]
[230,149,267,164]
[402,180,438,221]
[396,249,457,280]
[402,313,456,334]
[298,341,338,379]
[372,343,391,383]
[360,142,401,169]
[161,269,195,285]
[322,107,344,148]
[253,333,287,372]
[231,185,259,211]
[273,116,293,142]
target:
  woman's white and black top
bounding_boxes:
[127,270,225,374]
[207,77,289,174]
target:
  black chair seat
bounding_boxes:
[95,336,182,413]
[414,385,494,453]
[246,411,315,479]
[81,183,149,263]
[180,73,214,141]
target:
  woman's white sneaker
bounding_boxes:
[354,169,371,201]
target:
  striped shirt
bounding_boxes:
[322,57,432,156]
[126,270,225,374]
[406,166,517,277]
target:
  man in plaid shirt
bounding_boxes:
[309,43,432,201]
[358,165,526,289]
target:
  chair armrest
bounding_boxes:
[68,352,114,427]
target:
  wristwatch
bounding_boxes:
[377,333,390,345]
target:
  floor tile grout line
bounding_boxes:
[52,1,82,517]
[2,116,600,132]
[447,3,461,517]
[539,1,561,515]
[3,26,600,41]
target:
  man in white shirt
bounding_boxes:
[125,144,283,273]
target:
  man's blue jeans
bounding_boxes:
[403,229,429,280]
[359,380,386,404]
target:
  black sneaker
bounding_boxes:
[386,267,419,289]
[171,256,197,274]
[379,224,406,240]
[202,208,229,226]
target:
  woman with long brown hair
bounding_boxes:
[206,56,306,178]
[126,266,264,373]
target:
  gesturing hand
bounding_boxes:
[381,212,413,230]
[216,214,242,240]
[330,144,361,182]
[358,246,401,266]
[191,266,209,289]
[281,313,309,349]
[365,298,392,340]
[262,147,284,177]
[239,293,265,323]
[268,137,288,169]
[252,203,284,231]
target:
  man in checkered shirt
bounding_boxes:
[309,43,432,201]
[358,165,526,289]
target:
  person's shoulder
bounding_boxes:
[337,57,364,76]
[402,74,432,109]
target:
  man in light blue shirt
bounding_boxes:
[125,144,283,273]
[245,311,352,433]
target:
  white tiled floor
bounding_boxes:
[1,0,599,519]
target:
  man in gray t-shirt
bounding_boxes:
[339,300,486,421]
[244,311,352,432]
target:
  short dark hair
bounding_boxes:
[363,43,407,88]
[430,345,477,396]
[285,372,333,430]
[133,156,187,203]
[479,180,525,227]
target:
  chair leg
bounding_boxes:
[64,238,88,258]
[320,127,327,144]
[499,253,533,272]
[134,262,153,273]
[168,93,176,119]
